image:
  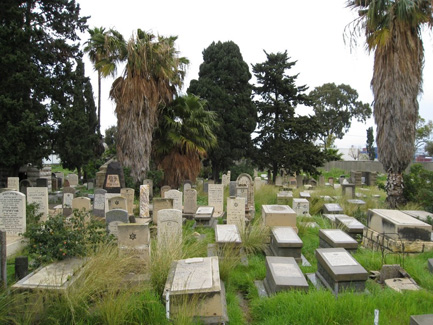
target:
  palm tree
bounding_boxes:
[346,0,432,207]
[109,29,188,182]
[153,94,218,188]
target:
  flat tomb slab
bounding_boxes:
[410,314,433,325]
[403,210,433,222]
[264,256,308,294]
[215,224,241,244]
[316,248,368,283]
[13,258,85,290]
[319,229,358,250]
[335,215,365,234]
[323,203,344,214]
[195,206,214,220]
[271,227,302,247]
[262,205,296,227]
[368,209,432,241]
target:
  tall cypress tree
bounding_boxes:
[188,41,256,181]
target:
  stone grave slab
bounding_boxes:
[277,191,293,205]
[292,198,310,216]
[157,209,182,248]
[0,191,26,235]
[215,224,241,244]
[263,256,308,295]
[165,190,182,212]
[403,210,433,223]
[368,209,432,241]
[315,247,368,294]
[120,188,135,215]
[410,314,433,325]
[229,181,236,196]
[208,184,224,216]
[27,187,48,222]
[335,215,365,238]
[118,223,151,266]
[319,229,358,251]
[226,197,246,231]
[299,192,311,199]
[12,257,85,290]
[384,277,420,292]
[323,203,344,214]
[262,205,297,228]
[195,206,216,228]
[152,198,173,225]
[7,177,19,191]
[270,227,303,260]
[347,199,366,206]
[106,209,129,237]
[139,185,150,218]
[93,189,106,218]
[164,257,228,324]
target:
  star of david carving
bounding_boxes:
[129,232,137,240]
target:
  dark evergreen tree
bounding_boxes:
[53,58,101,181]
[366,127,376,161]
[188,41,256,181]
[0,1,87,176]
[252,51,325,183]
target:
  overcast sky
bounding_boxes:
[77,0,433,149]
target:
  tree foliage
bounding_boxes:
[0,0,87,175]
[188,41,256,181]
[252,51,325,183]
[415,116,433,151]
[309,83,371,150]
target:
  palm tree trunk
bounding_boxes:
[385,170,406,208]
[97,70,101,133]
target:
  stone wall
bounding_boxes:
[323,161,433,174]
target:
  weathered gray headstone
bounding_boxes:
[117,223,151,265]
[229,181,236,197]
[143,179,153,199]
[93,189,107,218]
[152,198,173,225]
[183,189,197,215]
[27,187,49,222]
[0,191,26,235]
[270,226,303,260]
[19,179,32,196]
[120,188,135,215]
[139,185,150,218]
[165,189,182,212]
[208,184,224,216]
[36,178,48,188]
[66,174,78,187]
[157,209,182,248]
[160,185,171,198]
[72,197,92,213]
[62,187,75,217]
[323,203,344,214]
[227,196,245,231]
[7,177,19,191]
[106,209,129,237]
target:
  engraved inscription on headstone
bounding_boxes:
[0,191,26,235]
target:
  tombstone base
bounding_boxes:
[316,263,366,295]
[319,238,357,253]
[118,245,151,268]
[410,314,433,325]
[269,244,302,262]
[195,217,217,228]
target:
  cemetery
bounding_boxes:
[0,167,432,324]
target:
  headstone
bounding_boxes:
[143,179,153,199]
[64,179,70,188]
[7,177,19,191]
[229,181,236,197]
[183,181,192,192]
[103,162,125,193]
[51,177,58,191]
[262,205,297,228]
[347,199,366,206]
[292,198,310,216]
[254,177,263,191]
[160,185,171,198]
[152,198,173,225]
[323,203,344,214]
[54,172,64,187]
[139,185,150,218]
[157,209,182,248]
[27,187,49,222]
[368,209,432,241]
[120,188,135,215]
[108,195,127,211]
[183,189,197,215]
[318,175,325,187]
[270,227,303,260]
[319,229,358,251]
[194,206,216,228]
[106,209,129,237]
[275,174,283,186]
[299,192,311,199]
[117,223,151,266]
[342,183,356,198]
[222,174,230,187]
[296,175,304,188]
[208,184,224,216]
[0,191,26,235]
[66,173,79,187]
[87,181,94,190]
[36,178,48,188]
[203,182,209,193]
[19,179,32,196]
[263,256,308,295]
[71,197,91,213]
[164,256,228,324]
[227,197,246,231]
[236,173,254,208]
[93,189,107,218]
[315,247,368,294]
[165,189,182,212]
[62,187,75,217]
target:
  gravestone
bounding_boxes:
[160,185,171,198]
[403,210,433,222]
[215,224,241,245]
[296,175,304,188]
[117,223,151,266]
[236,173,255,220]
[262,205,297,228]
[51,177,58,191]
[183,189,197,215]
[157,209,182,248]
[292,198,310,216]
[93,189,107,218]
[203,182,208,193]
[104,193,119,213]
[319,229,358,251]
[275,174,283,186]
[368,209,432,241]
[277,191,293,205]
[318,175,325,187]
[27,187,48,222]
[7,177,19,191]
[226,197,246,231]
[54,172,64,186]
[36,178,48,188]
[164,257,228,324]
[103,162,125,193]
[270,226,303,260]
[208,184,224,216]
[328,177,334,186]
[87,181,94,190]
[0,191,26,235]
[229,181,236,196]
[315,247,368,294]
[64,179,70,188]
[335,215,365,238]
[108,196,127,211]
[139,185,150,218]
[254,177,263,191]
[263,256,308,295]
[165,189,182,212]
[323,203,344,214]
[19,179,32,196]
[222,174,230,187]
[347,199,366,206]
[106,209,129,237]
[143,179,153,199]
[342,183,356,198]
[152,198,173,225]
[183,180,192,192]
[72,197,92,213]
[299,192,311,199]
[66,174,78,187]
[120,188,135,215]
[62,187,75,217]
[194,206,215,227]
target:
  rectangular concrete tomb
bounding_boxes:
[164,256,228,324]
[368,209,432,241]
[292,198,309,216]
[270,227,303,260]
[323,203,344,214]
[319,229,358,251]
[262,205,297,228]
[315,247,368,294]
[264,256,308,295]
[335,215,365,238]
[194,206,216,228]
[215,224,241,245]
